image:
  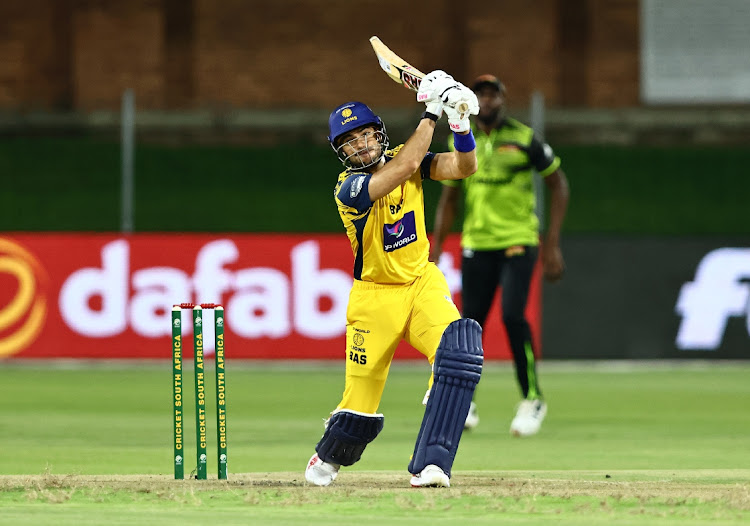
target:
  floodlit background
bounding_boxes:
[1,2,749,523]
[1,0,748,360]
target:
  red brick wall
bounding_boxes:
[0,0,640,111]
[587,0,640,106]
[467,0,561,106]
[0,0,73,109]
[72,0,164,109]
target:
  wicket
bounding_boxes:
[171,303,228,480]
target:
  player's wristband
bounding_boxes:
[453,130,476,152]
[420,111,439,122]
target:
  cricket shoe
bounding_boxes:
[305,453,340,486]
[510,399,547,437]
[464,401,480,430]
[410,464,450,488]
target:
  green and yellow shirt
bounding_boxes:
[445,117,560,250]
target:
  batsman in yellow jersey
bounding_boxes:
[305,71,485,488]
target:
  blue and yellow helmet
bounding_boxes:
[328,102,389,170]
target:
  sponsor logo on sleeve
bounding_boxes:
[350,175,366,199]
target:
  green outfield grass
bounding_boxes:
[1,361,749,524]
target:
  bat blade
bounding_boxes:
[369,36,469,114]
[370,36,425,91]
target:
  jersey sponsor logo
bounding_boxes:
[383,211,417,252]
[384,233,416,252]
[385,220,404,238]
[350,175,366,198]
[471,175,514,185]
[505,246,526,257]
[675,248,750,350]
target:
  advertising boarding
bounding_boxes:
[0,234,541,360]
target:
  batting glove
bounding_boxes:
[418,70,460,118]
[445,85,479,115]
[444,85,479,132]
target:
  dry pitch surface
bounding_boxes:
[2,472,749,525]
[3,470,748,507]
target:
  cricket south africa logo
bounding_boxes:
[382,211,418,252]
[0,238,48,357]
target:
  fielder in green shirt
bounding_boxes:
[430,74,569,437]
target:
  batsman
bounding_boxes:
[304,70,484,488]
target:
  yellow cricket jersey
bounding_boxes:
[334,145,436,284]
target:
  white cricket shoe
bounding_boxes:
[510,399,547,437]
[410,464,450,488]
[305,453,340,486]
[464,401,480,430]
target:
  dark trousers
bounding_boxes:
[461,246,542,400]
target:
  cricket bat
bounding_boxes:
[369,36,469,113]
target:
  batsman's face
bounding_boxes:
[339,126,382,167]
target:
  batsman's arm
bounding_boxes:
[368,117,437,201]
[429,134,477,181]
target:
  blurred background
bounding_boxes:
[1,0,749,361]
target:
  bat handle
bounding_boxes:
[456,102,469,113]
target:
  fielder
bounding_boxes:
[431,74,570,437]
[305,71,484,488]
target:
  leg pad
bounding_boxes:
[316,410,384,466]
[408,318,483,477]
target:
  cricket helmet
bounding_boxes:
[328,102,389,170]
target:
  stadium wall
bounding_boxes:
[0,0,639,111]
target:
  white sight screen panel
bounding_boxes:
[641,0,750,103]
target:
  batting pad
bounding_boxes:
[408,318,484,477]
[316,409,384,466]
